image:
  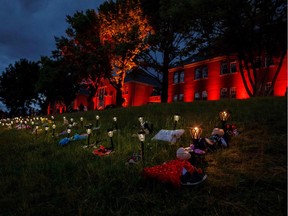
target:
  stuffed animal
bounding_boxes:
[205,128,228,151]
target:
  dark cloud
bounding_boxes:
[0,0,105,73]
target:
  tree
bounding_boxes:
[0,59,40,116]
[37,56,80,114]
[98,0,153,106]
[199,0,287,96]
[139,0,199,103]
[54,9,111,109]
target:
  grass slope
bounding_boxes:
[0,97,286,216]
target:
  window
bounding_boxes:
[179,71,184,83]
[173,71,184,84]
[221,61,237,74]
[230,62,237,73]
[195,68,202,80]
[202,66,208,78]
[264,57,274,67]
[194,92,200,100]
[173,94,184,102]
[173,94,178,102]
[220,88,228,98]
[151,88,161,96]
[202,91,208,100]
[265,82,273,95]
[179,94,184,101]
[173,72,179,84]
[99,87,106,100]
[220,63,228,74]
[230,87,236,98]
[195,66,208,80]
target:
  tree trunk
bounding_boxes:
[161,51,170,103]
[268,50,287,96]
[115,87,124,107]
[238,56,253,97]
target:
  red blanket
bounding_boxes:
[142,159,202,187]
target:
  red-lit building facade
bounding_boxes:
[48,54,287,114]
[71,70,161,112]
[168,55,287,102]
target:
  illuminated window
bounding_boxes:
[220,88,228,98]
[194,92,200,100]
[230,87,236,98]
[202,91,208,100]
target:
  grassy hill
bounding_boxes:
[0,97,286,215]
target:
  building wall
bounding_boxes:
[168,55,287,103]
[73,80,159,111]
[124,82,155,107]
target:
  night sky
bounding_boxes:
[0,0,106,74]
[0,0,107,111]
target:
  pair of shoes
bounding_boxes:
[181,171,207,186]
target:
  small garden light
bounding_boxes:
[35,124,39,137]
[63,116,68,125]
[96,115,100,127]
[52,124,56,137]
[107,129,114,150]
[80,117,84,129]
[173,114,180,130]
[44,125,49,135]
[189,126,202,145]
[113,117,118,130]
[67,127,71,138]
[219,110,230,129]
[85,124,93,146]
[138,130,146,164]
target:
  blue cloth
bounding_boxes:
[59,137,70,146]
[73,133,87,141]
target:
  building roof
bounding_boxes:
[125,69,161,88]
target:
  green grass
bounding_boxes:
[0,97,286,216]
